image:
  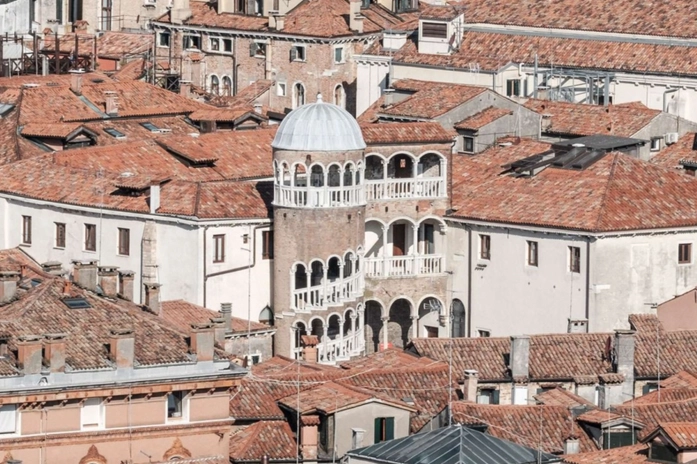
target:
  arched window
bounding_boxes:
[310,165,324,187]
[328,164,341,187]
[327,257,341,281]
[343,251,354,278]
[222,76,232,96]
[344,163,355,186]
[259,305,273,325]
[209,75,220,95]
[310,261,324,287]
[295,264,307,290]
[294,321,307,350]
[293,82,305,108]
[451,299,466,338]
[334,84,345,108]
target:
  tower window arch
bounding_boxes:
[293,82,305,108]
[451,299,466,338]
[221,75,232,96]
[334,84,345,108]
[209,74,220,95]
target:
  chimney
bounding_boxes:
[614,330,635,400]
[104,91,118,116]
[462,369,478,402]
[254,102,263,115]
[190,323,215,362]
[98,266,119,298]
[72,260,99,291]
[179,80,192,98]
[41,261,65,277]
[171,0,192,24]
[563,436,580,455]
[269,12,285,31]
[149,183,161,214]
[17,335,43,375]
[43,333,68,373]
[144,283,161,315]
[220,302,232,331]
[109,328,135,369]
[63,280,72,295]
[118,270,135,301]
[211,317,226,345]
[0,271,20,302]
[301,335,319,364]
[300,415,319,460]
[349,0,364,33]
[69,69,84,95]
[510,335,530,380]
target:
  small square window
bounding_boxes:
[527,241,538,267]
[167,391,184,418]
[118,228,130,256]
[463,136,474,153]
[651,137,661,152]
[209,37,220,51]
[479,234,490,260]
[183,34,200,50]
[250,41,267,57]
[277,82,287,97]
[477,389,499,405]
[158,31,170,48]
[290,45,306,62]
[506,79,521,97]
[679,243,692,264]
[223,38,232,52]
[569,246,581,273]
[334,46,344,64]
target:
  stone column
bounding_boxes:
[381,316,389,349]
[381,224,389,277]
[411,315,419,339]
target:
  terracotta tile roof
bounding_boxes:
[462,0,697,39]
[360,122,455,144]
[451,402,597,454]
[392,31,697,76]
[188,108,264,123]
[96,31,153,59]
[661,371,697,389]
[339,347,442,370]
[631,388,697,405]
[651,133,697,169]
[420,3,462,20]
[657,422,697,448]
[524,99,659,137]
[19,122,86,139]
[534,387,594,408]
[229,421,298,463]
[575,409,625,426]
[631,315,697,378]
[0,72,112,88]
[41,33,95,55]
[156,2,269,30]
[614,398,697,436]
[251,355,342,377]
[454,107,512,131]
[113,58,147,82]
[562,444,649,464]
[381,79,487,119]
[160,300,269,334]
[449,138,697,232]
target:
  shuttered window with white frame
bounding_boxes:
[81,398,103,429]
[0,404,17,434]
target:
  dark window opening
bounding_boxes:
[168,391,184,418]
[374,417,394,443]
[479,234,490,260]
[213,234,225,263]
[262,230,274,259]
[679,243,692,264]
[463,136,474,153]
[22,216,32,245]
[118,228,130,256]
[569,246,581,273]
[85,224,96,251]
[55,222,66,248]
[290,45,306,62]
[421,21,448,39]
[506,79,521,97]
[158,32,170,47]
[527,241,538,266]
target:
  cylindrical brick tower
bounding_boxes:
[271,95,367,362]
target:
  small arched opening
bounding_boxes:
[451,299,466,338]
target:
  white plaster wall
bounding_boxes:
[356,60,389,117]
[335,403,411,456]
[392,63,496,88]
[609,76,697,123]
[0,0,33,35]
[589,232,697,332]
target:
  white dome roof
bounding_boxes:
[272,95,366,151]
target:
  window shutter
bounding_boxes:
[250,42,258,56]
[385,417,394,440]
[374,418,381,443]
[246,0,255,14]
[492,390,500,405]
[0,405,16,433]
[81,398,101,427]
[290,47,297,62]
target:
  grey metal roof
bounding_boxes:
[553,135,647,151]
[271,95,366,152]
[346,425,562,464]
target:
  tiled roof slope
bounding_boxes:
[658,422,697,448]
[631,388,697,405]
[631,315,697,378]
[160,300,269,334]
[614,398,697,438]
[449,138,697,232]
[381,79,487,119]
[462,0,697,39]
[534,387,594,408]
[361,122,455,144]
[455,107,512,131]
[651,132,697,169]
[524,99,660,137]
[338,347,442,370]
[112,58,147,81]
[451,402,596,454]
[229,421,298,462]
[392,32,697,76]
[562,444,649,464]
[96,31,153,59]
[661,370,697,389]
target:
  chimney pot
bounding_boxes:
[0,271,20,302]
[149,184,160,214]
[613,329,636,401]
[43,333,68,373]
[462,369,479,402]
[301,335,319,364]
[211,317,227,345]
[349,0,364,33]
[98,266,119,298]
[72,260,99,292]
[104,90,118,116]
[510,335,530,379]
[190,323,215,362]
[17,335,43,375]
[118,270,135,301]
[563,436,580,455]
[179,80,192,98]
[144,283,161,315]
[220,302,232,331]
[109,328,135,369]
[300,415,319,460]
[69,69,84,95]
[41,261,65,277]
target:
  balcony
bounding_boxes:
[365,152,446,201]
[275,183,364,208]
[365,177,445,201]
[365,254,444,278]
[292,272,363,310]
[273,160,365,208]
[292,309,365,364]
[291,252,364,311]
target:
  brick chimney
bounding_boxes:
[144,283,161,315]
[72,260,98,291]
[220,302,232,331]
[118,270,135,301]
[179,80,192,98]
[300,415,319,460]
[17,335,43,375]
[43,333,68,373]
[109,328,135,369]
[462,369,478,402]
[41,261,64,277]
[190,323,215,362]
[269,12,285,31]
[211,317,226,345]
[613,329,636,401]
[0,271,20,302]
[98,266,119,298]
[69,69,84,95]
[563,435,580,455]
[349,0,364,33]
[104,90,118,116]
[301,335,319,364]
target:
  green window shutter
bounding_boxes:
[385,417,394,441]
[374,418,382,443]
[492,390,500,405]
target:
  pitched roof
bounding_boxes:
[449,138,697,232]
[113,58,147,82]
[380,80,488,119]
[661,370,697,389]
[229,421,298,463]
[160,300,269,334]
[655,422,697,449]
[454,107,513,131]
[524,99,660,137]
[631,315,697,378]
[534,387,594,408]
[339,347,442,370]
[20,122,89,139]
[360,122,455,144]
[348,424,562,464]
[613,398,697,436]
[96,31,153,59]
[651,133,697,169]
[631,388,697,405]
[561,444,649,464]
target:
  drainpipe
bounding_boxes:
[467,225,473,338]
[232,37,238,95]
[203,225,210,307]
[585,236,591,326]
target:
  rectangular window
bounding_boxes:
[290,45,306,62]
[421,21,448,38]
[650,137,661,152]
[223,38,232,52]
[85,224,97,252]
[334,46,344,64]
[81,398,103,429]
[479,234,490,260]
[506,79,521,97]
[213,234,225,263]
[183,34,201,50]
[262,230,274,259]
[527,241,538,266]
[101,0,112,31]
[55,222,66,248]
[167,391,184,418]
[118,228,130,256]
[478,329,491,338]
[0,404,16,434]
[477,389,500,405]
[158,31,170,47]
[277,82,287,96]
[463,136,474,153]
[374,417,394,443]
[250,41,267,57]
[679,243,692,264]
[569,246,581,273]
[210,37,220,51]
[21,216,31,245]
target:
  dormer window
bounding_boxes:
[394,0,417,13]
[649,442,678,463]
[422,22,447,39]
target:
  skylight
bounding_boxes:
[140,122,161,133]
[63,297,92,309]
[104,127,126,139]
[0,104,15,118]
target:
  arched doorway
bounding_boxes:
[388,298,412,348]
[364,300,383,354]
[451,299,466,338]
[418,297,443,338]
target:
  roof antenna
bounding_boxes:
[316,93,323,103]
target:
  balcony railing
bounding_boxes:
[365,177,446,201]
[293,331,365,364]
[274,184,364,208]
[365,254,444,278]
[292,272,363,310]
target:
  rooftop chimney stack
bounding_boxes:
[300,415,319,460]
[144,283,161,316]
[72,260,99,292]
[104,91,118,116]
[41,261,65,277]
[462,369,479,402]
[179,80,192,98]
[171,0,192,23]
[109,328,135,369]
[254,102,263,115]
[510,335,530,380]
[211,317,227,345]
[269,12,285,31]
[118,270,135,301]
[190,323,215,362]
[301,335,319,364]
[220,302,232,331]
[17,335,43,375]
[69,69,84,95]
[614,330,636,401]
[564,436,580,455]
[0,271,20,302]
[98,266,119,298]
[349,0,364,33]
[43,333,68,373]
[149,183,160,214]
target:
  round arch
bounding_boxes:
[451,299,466,338]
